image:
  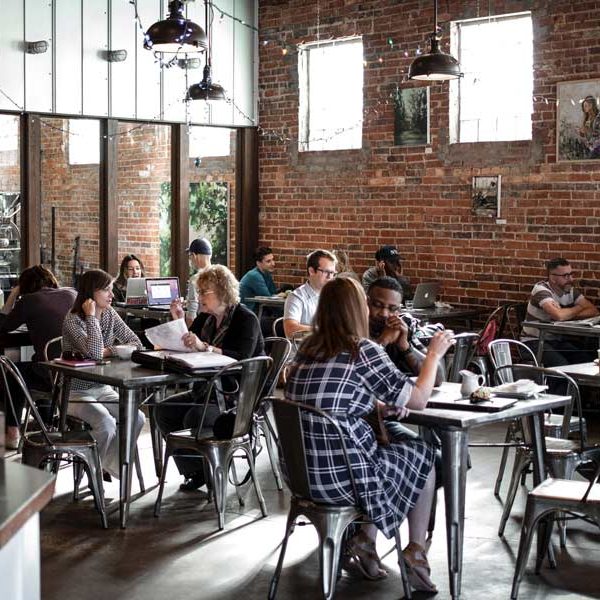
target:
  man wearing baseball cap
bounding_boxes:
[185,237,212,326]
[362,245,413,300]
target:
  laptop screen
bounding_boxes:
[125,277,146,302]
[145,277,180,306]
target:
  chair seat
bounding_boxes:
[544,413,585,437]
[294,495,359,513]
[544,437,580,455]
[168,428,251,448]
[25,429,97,447]
[531,477,600,503]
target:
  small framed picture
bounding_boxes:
[394,87,430,146]
[557,79,600,162]
[472,176,501,218]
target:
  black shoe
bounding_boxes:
[103,471,113,483]
[179,472,205,491]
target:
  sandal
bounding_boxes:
[345,530,388,580]
[402,541,438,593]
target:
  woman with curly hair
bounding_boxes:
[155,264,264,490]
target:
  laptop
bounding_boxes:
[145,277,180,310]
[115,277,147,307]
[411,282,441,309]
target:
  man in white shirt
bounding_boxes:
[283,249,336,338]
[185,237,212,326]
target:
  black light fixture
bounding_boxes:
[144,0,207,54]
[187,1,226,101]
[408,0,462,81]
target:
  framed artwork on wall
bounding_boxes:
[394,87,429,146]
[472,175,501,218]
[557,80,600,161]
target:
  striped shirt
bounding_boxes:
[62,307,142,391]
[522,280,582,340]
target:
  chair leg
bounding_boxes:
[85,446,108,529]
[73,459,84,501]
[427,488,437,542]
[494,425,515,497]
[154,445,173,517]
[244,443,268,518]
[499,450,531,537]
[535,514,555,574]
[268,511,297,600]
[394,529,412,600]
[134,446,145,493]
[230,459,245,507]
[262,419,283,491]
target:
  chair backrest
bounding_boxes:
[502,302,528,339]
[198,355,272,439]
[291,329,310,351]
[0,356,54,445]
[488,339,538,384]
[474,304,508,356]
[263,337,292,398]
[446,332,479,383]
[270,396,358,502]
[494,364,584,447]
[272,317,285,337]
[43,336,63,361]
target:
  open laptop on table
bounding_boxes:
[411,282,441,309]
[145,277,180,310]
[114,277,147,307]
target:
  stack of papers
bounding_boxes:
[492,379,547,398]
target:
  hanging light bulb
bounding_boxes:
[187,1,226,101]
[144,0,207,54]
[408,0,462,81]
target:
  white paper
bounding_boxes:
[144,318,190,352]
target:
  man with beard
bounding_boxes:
[362,245,413,300]
[522,257,599,366]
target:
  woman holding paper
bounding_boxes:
[62,269,144,480]
[155,264,264,491]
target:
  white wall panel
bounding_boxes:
[110,0,136,118]
[0,1,25,112]
[210,0,235,125]
[24,0,52,113]
[163,62,188,122]
[135,0,162,120]
[232,0,256,126]
[82,0,109,117]
[55,0,82,114]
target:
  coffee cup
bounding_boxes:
[114,345,135,360]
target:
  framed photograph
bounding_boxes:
[472,176,501,218]
[394,87,429,146]
[557,80,600,161]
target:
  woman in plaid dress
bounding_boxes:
[285,277,453,591]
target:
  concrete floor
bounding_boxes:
[33,418,600,600]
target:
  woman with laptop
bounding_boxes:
[62,269,145,480]
[285,276,453,592]
[112,254,146,303]
[154,264,263,491]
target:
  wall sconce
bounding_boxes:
[103,49,128,63]
[24,40,49,54]
[178,57,202,69]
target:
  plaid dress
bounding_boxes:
[285,338,434,539]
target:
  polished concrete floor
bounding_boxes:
[31,418,600,600]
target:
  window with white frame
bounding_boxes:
[68,119,100,165]
[450,12,533,143]
[298,37,363,152]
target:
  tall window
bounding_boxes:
[450,12,533,143]
[298,37,363,152]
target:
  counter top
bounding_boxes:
[0,461,55,549]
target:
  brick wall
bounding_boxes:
[257,0,600,311]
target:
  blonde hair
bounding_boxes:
[196,264,240,306]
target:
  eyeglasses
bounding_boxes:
[550,271,575,279]
[369,299,401,313]
[316,268,337,279]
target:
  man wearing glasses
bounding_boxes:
[283,249,337,338]
[522,257,599,365]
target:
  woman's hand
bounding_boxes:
[382,404,410,420]
[170,298,185,320]
[182,332,207,351]
[426,330,455,359]
[82,298,96,317]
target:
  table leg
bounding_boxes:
[119,389,138,529]
[59,377,71,432]
[535,331,546,365]
[149,387,164,479]
[437,427,469,600]
[257,303,264,321]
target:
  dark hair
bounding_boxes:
[546,257,570,273]
[115,254,145,288]
[72,269,113,317]
[306,249,336,273]
[367,276,403,298]
[298,277,368,361]
[18,265,59,295]
[253,246,273,263]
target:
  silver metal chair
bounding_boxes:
[446,332,479,383]
[268,396,412,600]
[0,355,108,528]
[154,356,272,530]
[272,316,285,337]
[510,461,600,599]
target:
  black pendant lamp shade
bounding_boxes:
[144,1,207,54]
[408,0,462,81]
[187,65,226,101]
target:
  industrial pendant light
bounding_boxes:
[144,0,207,54]
[187,1,226,101]
[408,0,462,81]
